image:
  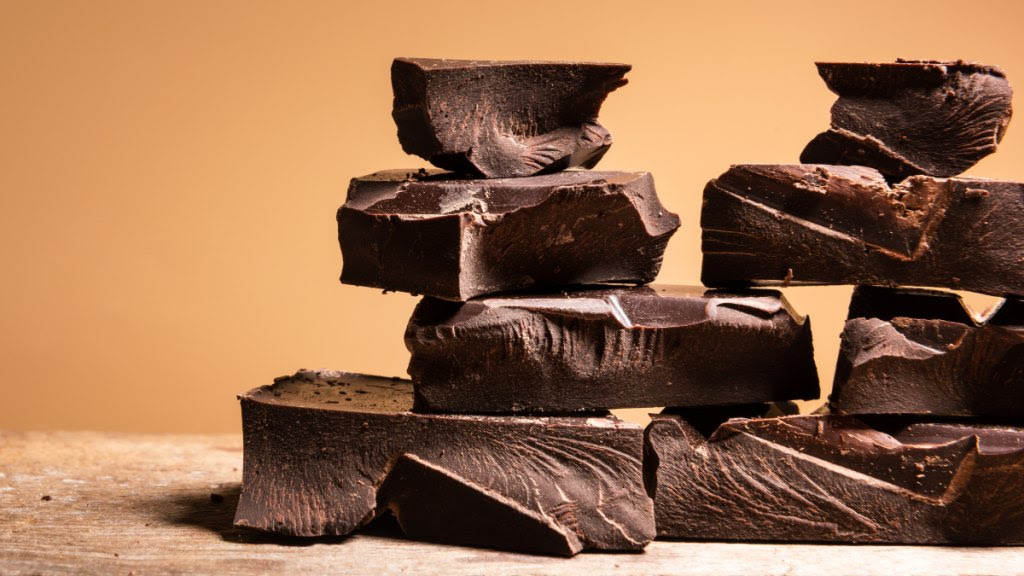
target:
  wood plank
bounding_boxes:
[1,430,1022,575]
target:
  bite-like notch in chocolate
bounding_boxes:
[800,60,1013,180]
[406,286,819,413]
[392,58,630,178]
[233,370,655,555]
[339,170,679,301]
[701,164,1024,297]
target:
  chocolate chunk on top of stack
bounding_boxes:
[234,57,827,556]
[659,59,1024,545]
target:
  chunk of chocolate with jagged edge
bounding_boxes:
[831,286,1024,419]
[339,170,679,301]
[700,164,1024,297]
[645,413,1024,544]
[233,370,654,556]
[392,58,629,178]
[800,60,1013,180]
[405,286,819,413]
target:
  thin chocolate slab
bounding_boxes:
[392,58,629,178]
[700,164,1024,297]
[339,170,679,301]
[233,370,654,555]
[646,413,1024,544]
[832,286,1024,418]
[800,60,1013,180]
[405,286,819,412]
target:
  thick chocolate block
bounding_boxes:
[701,164,1024,297]
[233,370,655,556]
[406,286,819,412]
[646,413,1024,544]
[392,58,629,178]
[832,286,1024,418]
[339,170,679,301]
[800,60,1013,180]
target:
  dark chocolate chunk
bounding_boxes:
[233,371,654,555]
[339,170,679,301]
[700,164,1024,297]
[831,286,1024,419]
[800,60,1013,180]
[405,286,819,413]
[646,413,1024,544]
[392,58,629,178]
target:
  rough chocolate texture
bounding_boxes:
[646,413,1024,544]
[339,170,679,301]
[406,286,819,413]
[700,164,1024,297]
[392,58,629,178]
[233,370,654,555]
[832,286,1024,418]
[800,60,1013,180]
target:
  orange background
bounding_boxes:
[1,1,1020,432]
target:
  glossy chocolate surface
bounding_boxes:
[832,286,1024,418]
[646,413,1024,544]
[701,164,1024,297]
[406,286,819,412]
[801,60,1013,179]
[392,58,629,178]
[233,370,654,555]
[339,170,679,301]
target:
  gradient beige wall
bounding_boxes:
[1,1,1021,432]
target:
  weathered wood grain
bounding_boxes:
[1,431,1023,575]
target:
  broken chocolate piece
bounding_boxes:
[392,58,629,178]
[831,286,1024,419]
[377,454,582,556]
[339,170,679,301]
[700,164,1024,297]
[646,413,1024,544]
[800,60,1013,180]
[233,370,654,555]
[406,286,819,412]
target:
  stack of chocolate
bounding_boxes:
[648,60,1024,544]
[231,57,823,556]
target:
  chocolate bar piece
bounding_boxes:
[800,60,1013,180]
[392,58,629,178]
[646,413,1024,544]
[831,286,1024,418]
[406,286,819,412]
[701,164,1024,297]
[233,371,654,555]
[339,170,679,301]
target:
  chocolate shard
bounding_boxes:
[233,370,654,555]
[377,454,583,557]
[392,58,629,178]
[339,170,679,301]
[646,413,1024,544]
[831,286,1024,419]
[800,60,1013,180]
[406,286,819,413]
[700,164,1024,297]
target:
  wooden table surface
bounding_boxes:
[1,430,1022,576]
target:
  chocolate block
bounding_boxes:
[339,170,679,301]
[701,164,1024,297]
[646,413,1024,544]
[392,58,629,178]
[406,286,819,412]
[800,60,1013,180]
[233,371,654,555]
[831,286,1024,418]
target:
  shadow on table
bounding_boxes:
[161,483,407,546]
